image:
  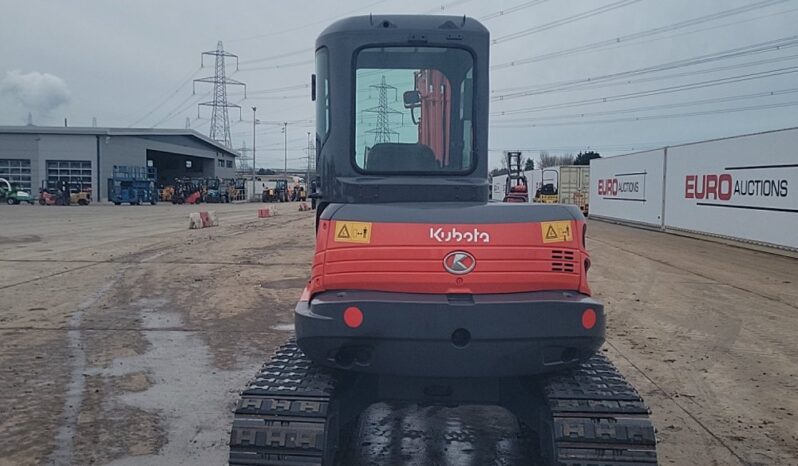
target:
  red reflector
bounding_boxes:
[343,307,363,328]
[582,308,597,330]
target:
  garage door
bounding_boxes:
[46,160,92,191]
[0,159,32,191]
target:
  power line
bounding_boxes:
[151,91,209,128]
[492,87,798,124]
[492,0,644,45]
[231,84,309,96]
[491,66,798,116]
[491,35,798,100]
[423,0,475,14]
[127,66,201,127]
[478,0,551,21]
[490,0,790,69]
[493,52,798,98]
[147,67,244,129]
[238,59,315,73]
[491,99,798,128]
[245,94,307,101]
[227,0,391,42]
[236,0,537,70]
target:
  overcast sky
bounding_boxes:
[1,0,797,169]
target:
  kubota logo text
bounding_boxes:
[429,227,490,243]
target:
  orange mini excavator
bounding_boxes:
[229,15,657,466]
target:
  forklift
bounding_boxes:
[274,178,289,202]
[39,180,90,206]
[204,178,229,203]
[229,15,657,466]
[503,150,529,202]
[170,178,202,204]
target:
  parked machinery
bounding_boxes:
[0,178,34,205]
[261,185,278,203]
[204,178,230,203]
[274,178,289,202]
[39,180,90,206]
[224,179,241,202]
[503,151,529,202]
[534,168,560,204]
[171,178,202,205]
[107,166,158,206]
[159,185,174,202]
[228,15,656,466]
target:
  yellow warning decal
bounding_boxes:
[334,221,372,244]
[541,221,573,243]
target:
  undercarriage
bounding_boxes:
[229,341,657,466]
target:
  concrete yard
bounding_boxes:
[0,203,796,465]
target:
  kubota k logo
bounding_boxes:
[443,251,476,275]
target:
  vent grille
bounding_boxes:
[551,250,575,272]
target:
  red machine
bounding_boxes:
[503,150,529,202]
[229,15,656,466]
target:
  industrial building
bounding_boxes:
[0,126,238,202]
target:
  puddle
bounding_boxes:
[97,299,253,466]
[0,234,41,244]
[270,323,295,332]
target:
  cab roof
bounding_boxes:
[317,14,488,44]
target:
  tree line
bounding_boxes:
[490,151,601,177]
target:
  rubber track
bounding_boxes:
[543,354,658,466]
[230,344,657,466]
[229,341,337,466]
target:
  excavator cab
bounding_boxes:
[230,15,656,466]
[311,15,489,214]
[304,14,598,377]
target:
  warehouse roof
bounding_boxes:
[0,125,239,157]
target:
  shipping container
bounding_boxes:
[553,165,589,213]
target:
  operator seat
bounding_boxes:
[366,143,441,172]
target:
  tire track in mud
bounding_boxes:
[606,340,749,466]
[591,231,795,465]
[48,268,127,466]
[0,215,310,291]
[588,235,798,311]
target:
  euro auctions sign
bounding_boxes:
[684,167,793,212]
[664,129,798,250]
[597,172,646,201]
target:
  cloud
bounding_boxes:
[0,70,71,115]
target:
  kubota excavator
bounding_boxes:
[229,15,657,466]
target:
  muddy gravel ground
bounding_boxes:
[0,203,796,466]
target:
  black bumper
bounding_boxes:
[295,290,604,377]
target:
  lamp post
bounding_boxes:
[251,106,257,202]
[306,131,311,193]
[283,122,288,193]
